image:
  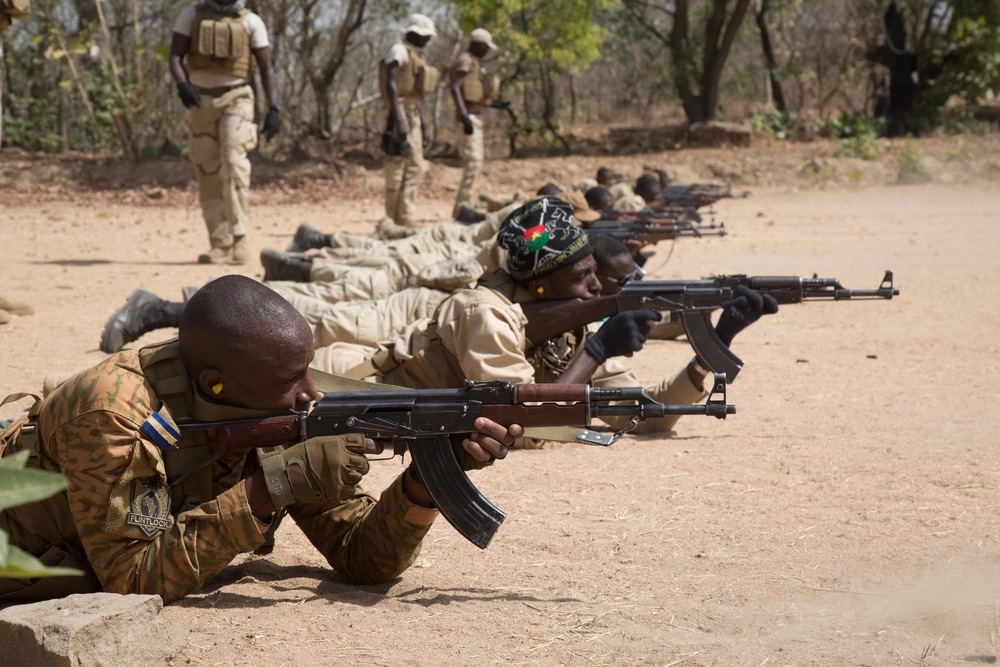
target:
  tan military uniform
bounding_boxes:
[452,52,498,216]
[0,344,436,602]
[313,211,505,262]
[175,5,267,253]
[311,269,708,438]
[382,43,438,226]
[610,182,647,211]
[273,286,449,349]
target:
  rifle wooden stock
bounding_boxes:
[183,380,735,549]
[522,294,618,347]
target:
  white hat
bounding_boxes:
[470,28,498,50]
[405,14,437,39]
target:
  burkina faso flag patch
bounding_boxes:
[524,224,549,251]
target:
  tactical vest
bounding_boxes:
[186,6,254,81]
[460,56,500,104]
[380,43,440,103]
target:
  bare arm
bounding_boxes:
[168,32,191,85]
[451,69,469,119]
[252,46,278,108]
[385,61,407,137]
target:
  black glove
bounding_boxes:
[262,106,281,142]
[462,115,475,135]
[489,100,510,110]
[176,82,201,109]
[714,285,780,347]
[584,309,662,364]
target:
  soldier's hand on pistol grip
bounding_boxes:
[262,434,370,510]
[262,106,281,142]
[177,82,201,109]
[462,115,475,135]
[584,309,662,364]
[714,285,780,347]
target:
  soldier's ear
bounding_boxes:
[198,368,224,399]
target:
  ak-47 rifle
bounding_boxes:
[601,206,704,225]
[657,183,734,209]
[522,271,899,381]
[585,218,727,244]
[184,379,734,549]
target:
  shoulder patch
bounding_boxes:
[141,407,180,450]
[125,479,171,537]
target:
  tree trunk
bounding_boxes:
[754,0,787,114]
[538,62,570,154]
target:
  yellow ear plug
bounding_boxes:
[212,383,223,395]
[535,286,544,295]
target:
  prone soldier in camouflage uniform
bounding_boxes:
[0,276,519,602]
[169,0,281,265]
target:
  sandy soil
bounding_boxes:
[1,135,999,666]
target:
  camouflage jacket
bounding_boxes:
[5,350,437,602]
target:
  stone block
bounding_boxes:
[0,592,168,667]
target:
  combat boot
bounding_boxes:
[198,246,231,265]
[287,223,331,252]
[454,203,487,224]
[373,217,420,241]
[230,236,250,265]
[101,289,185,354]
[260,249,312,282]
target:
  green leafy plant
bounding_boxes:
[827,113,888,160]
[896,139,931,184]
[0,451,82,578]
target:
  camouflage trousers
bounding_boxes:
[384,105,425,227]
[275,287,448,349]
[453,115,484,217]
[188,85,257,250]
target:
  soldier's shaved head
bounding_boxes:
[179,275,310,376]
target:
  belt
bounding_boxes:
[194,83,250,97]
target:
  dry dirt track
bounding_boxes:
[1,151,999,666]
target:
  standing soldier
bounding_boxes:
[450,28,505,221]
[381,14,439,228]
[168,0,280,265]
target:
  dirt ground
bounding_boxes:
[1,133,999,666]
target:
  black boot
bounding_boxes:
[261,248,313,282]
[287,223,331,252]
[101,290,184,354]
[454,203,487,224]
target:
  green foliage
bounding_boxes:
[455,0,613,75]
[0,451,82,579]
[750,109,790,138]
[827,113,888,160]
[896,139,930,184]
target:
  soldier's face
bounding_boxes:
[595,253,636,295]
[219,325,318,412]
[535,255,602,301]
